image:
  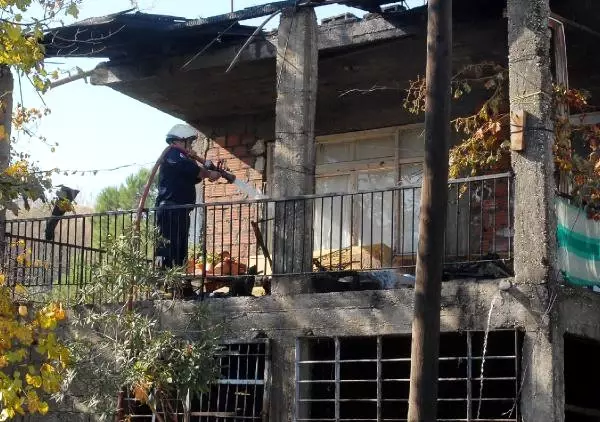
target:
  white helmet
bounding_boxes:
[166,124,197,143]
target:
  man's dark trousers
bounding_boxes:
[155,202,191,268]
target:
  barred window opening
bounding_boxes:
[296,330,522,422]
[126,339,270,421]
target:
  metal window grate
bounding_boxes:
[295,330,522,422]
[126,339,271,421]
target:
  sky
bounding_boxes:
[17,0,422,206]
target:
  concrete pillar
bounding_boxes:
[271,7,318,291]
[508,0,556,285]
[507,2,563,420]
[268,338,296,421]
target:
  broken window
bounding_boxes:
[126,339,270,421]
[313,126,423,259]
[296,330,521,421]
[565,334,600,421]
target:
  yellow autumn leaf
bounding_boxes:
[133,384,148,402]
[38,401,49,415]
[25,373,42,388]
[18,305,27,317]
[14,284,27,296]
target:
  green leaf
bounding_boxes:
[5,24,22,42]
[66,3,79,18]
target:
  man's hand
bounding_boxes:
[207,170,221,182]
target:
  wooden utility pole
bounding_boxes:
[407,0,452,421]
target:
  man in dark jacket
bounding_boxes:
[155,124,221,269]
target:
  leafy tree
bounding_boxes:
[0,1,82,420]
[0,0,81,213]
[93,168,158,251]
[67,228,219,421]
[95,168,157,212]
[0,275,71,421]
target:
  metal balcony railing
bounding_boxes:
[1,173,513,302]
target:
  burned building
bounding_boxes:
[8,0,600,420]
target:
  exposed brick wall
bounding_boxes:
[201,134,269,266]
[203,134,265,203]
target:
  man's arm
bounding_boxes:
[198,166,221,182]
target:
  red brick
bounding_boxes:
[227,135,243,147]
[232,146,250,157]
[226,135,241,148]
[214,136,226,147]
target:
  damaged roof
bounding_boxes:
[42,0,409,59]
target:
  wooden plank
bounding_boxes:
[510,109,526,151]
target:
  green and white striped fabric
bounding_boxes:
[557,197,600,287]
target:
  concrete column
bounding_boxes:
[508,0,556,285]
[508,2,563,420]
[268,339,297,421]
[520,326,564,422]
[271,7,318,291]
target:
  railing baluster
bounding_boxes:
[480,179,484,258]
[493,178,497,255]
[390,189,395,269]
[349,194,354,271]
[455,183,460,261]
[467,180,472,262]
[508,175,513,260]
[360,193,364,270]
[339,195,344,271]
[380,191,384,268]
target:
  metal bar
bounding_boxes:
[262,339,271,422]
[320,196,324,267]
[455,184,459,260]
[339,195,344,270]
[3,232,105,254]
[467,331,472,421]
[335,337,341,422]
[79,217,86,287]
[329,197,333,269]
[508,177,512,260]
[349,194,355,271]
[370,191,374,269]
[243,343,251,419]
[467,181,472,261]
[390,190,394,268]
[238,203,242,274]
[380,192,384,265]
[411,188,416,264]
[252,343,260,419]
[301,198,307,273]
[360,193,364,267]
[295,338,301,422]
[234,343,242,420]
[66,217,71,295]
[479,180,484,257]
[224,344,232,416]
[29,218,34,284]
[229,203,233,275]
[377,336,382,422]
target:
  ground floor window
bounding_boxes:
[126,339,270,421]
[296,330,521,421]
[565,334,600,421]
